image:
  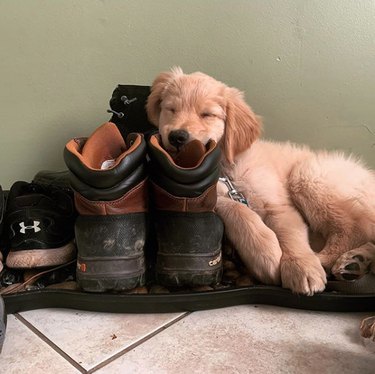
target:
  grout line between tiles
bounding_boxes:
[15,313,88,374]
[87,311,191,374]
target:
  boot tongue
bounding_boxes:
[80,122,126,169]
[173,140,206,168]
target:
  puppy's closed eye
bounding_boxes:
[165,107,176,114]
[200,112,216,118]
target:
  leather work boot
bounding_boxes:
[147,134,224,287]
[64,122,148,292]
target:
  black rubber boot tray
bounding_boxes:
[2,255,375,314]
[3,281,375,315]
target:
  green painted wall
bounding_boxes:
[1,0,374,189]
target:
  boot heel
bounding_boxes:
[75,213,147,292]
[155,211,223,286]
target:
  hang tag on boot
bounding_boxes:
[100,159,116,170]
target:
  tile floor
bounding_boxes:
[1,304,375,373]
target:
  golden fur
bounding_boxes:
[146,67,375,295]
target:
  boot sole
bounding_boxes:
[156,249,223,287]
[76,253,146,292]
[6,241,76,268]
[156,269,223,287]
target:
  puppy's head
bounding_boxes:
[146,67,261,163]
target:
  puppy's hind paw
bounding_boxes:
[280,253,327,296]
[331,244,374,281]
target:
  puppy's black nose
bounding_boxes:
[168,130,189,148]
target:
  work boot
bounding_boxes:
[64,122,148,292]
[147,134,224,287]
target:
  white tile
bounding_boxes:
[1,314,80,374]
[95,305,375,374]
[19,308,186,370]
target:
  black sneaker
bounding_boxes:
[4,181,76,269]
[32,170,72,194]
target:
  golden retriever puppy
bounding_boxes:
[146,67,375,295]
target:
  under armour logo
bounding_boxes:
[19,221,41,234]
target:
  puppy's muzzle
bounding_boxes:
[168,129,189,148]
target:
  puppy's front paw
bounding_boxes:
[280,253,327,296]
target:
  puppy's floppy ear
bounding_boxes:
[146,67,183,127]
[222,87,262,164]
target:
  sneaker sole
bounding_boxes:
[6,241,76,268]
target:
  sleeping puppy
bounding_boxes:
[146,67,375,296]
